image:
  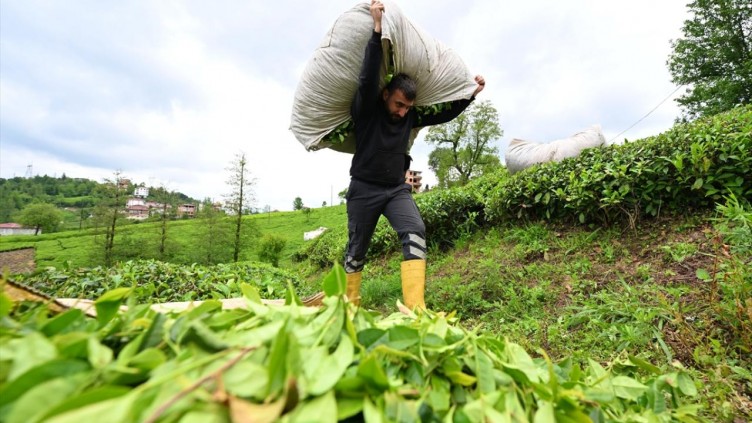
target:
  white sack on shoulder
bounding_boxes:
[289,0,477,154]
[505,125,606,174]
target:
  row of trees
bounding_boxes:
[90,153,260,267]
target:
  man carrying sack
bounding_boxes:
[343,1,486,310]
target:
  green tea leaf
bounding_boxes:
[386,326,419,350]
[695,268,711,281]
[0,291,13,318]
[533,401,555,423]
[628,355,662,375]
[474,349,495,394]
[94,288,130,326]
[4,332,58,381]
[308,334,354,395]
[323,265,346,297]
[357,354,390,391]
[267,321,290,396]
[45,392,136,423]
[223,360,269,400]
[362,396,385,423]
[41,309,84,336]
[290,391,337,423]
[0,359,90,406]
[336,397,364,421]
[40,386,131,422]
[677,372,698,396]
[6,377,81,423]
[612,376,648,400]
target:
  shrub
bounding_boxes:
[257,234,287,267]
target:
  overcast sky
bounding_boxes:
[0,0,689,211]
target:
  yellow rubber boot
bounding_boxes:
[401,259,426,310]
[346,272,362,305]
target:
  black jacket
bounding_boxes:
[349,31,473,186]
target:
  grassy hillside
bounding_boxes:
[0,205,348,269]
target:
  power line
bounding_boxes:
[608,84,685,144]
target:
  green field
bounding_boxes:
[0,205,348,270]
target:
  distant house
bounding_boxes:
[0,223,39,236]
[126,197,146,207]
[177,204,197,217]
[125,205,150,220]
[134,187,149,198]
[405,170,423,192]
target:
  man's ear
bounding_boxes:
[382,88,389,102]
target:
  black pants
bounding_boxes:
[344,178,426,273]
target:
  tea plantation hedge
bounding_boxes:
[296,106,751,268]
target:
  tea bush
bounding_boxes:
[485,105,752,224]
[14,259,307,302]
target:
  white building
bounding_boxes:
[126,197,146,207]
[0,223,38,236]
[134,187,149,198]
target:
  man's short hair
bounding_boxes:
[385,73,417,101]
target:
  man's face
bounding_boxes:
[383,89,415,122]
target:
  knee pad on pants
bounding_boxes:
[402,232,427,260]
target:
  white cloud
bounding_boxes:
[1,0,690,210]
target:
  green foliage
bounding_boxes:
[13,259,303,302]
[257,234,287,267]
[0,273,703,422]
[0,175,99,221]
[292,226,348,270]
[425,100,503,188]
[667,0,752,120]
[322,119,354,145]
[17,203,63,234]
[292,197,304,211]
[485,106,752,224]
[713,192,752,256]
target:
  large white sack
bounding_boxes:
[290,0,477,154]
[505,125,606,174]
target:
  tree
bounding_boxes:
[667,0,752,120]
[17,203,62,235]
[338,188,348,205]
[257,234,287,267]
[225,153,257,262]
[91,171,128,266]
[425,100,503,188]
[153,187,179,261]
[293,197,304,211]
[193,198,234,265]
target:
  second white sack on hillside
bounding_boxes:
[504,125,607,174]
